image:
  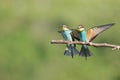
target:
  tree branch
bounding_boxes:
[51,40,120,50]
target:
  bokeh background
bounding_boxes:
[0,0,120,80]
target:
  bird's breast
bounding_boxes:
[62,31,72,41]
[79,30,88,42]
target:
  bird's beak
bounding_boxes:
[58,30,62,33]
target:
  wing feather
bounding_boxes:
[71,29,80,41]
[87,23,115,42]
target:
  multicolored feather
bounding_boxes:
[58,25,79,58]
[72,23,115,42]
[87,23,115,41]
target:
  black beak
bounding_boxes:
[58,30,62,33]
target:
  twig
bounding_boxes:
[51,40,120,50]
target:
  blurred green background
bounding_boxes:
[0,0,120,80]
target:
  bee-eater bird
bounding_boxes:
[72,23,115,59]
[58,25,79,58]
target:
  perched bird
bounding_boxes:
[58,25,79,58]
[72,23,115,59]
[77,25,92,59]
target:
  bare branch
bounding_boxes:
[51,40,120,50]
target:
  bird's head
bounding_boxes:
[77,24,85,32]
[58,25,69,33]
[62,25,69,31]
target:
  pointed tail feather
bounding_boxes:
[64,47,71,56]
[79,45,92,59]
[64,45,79,58]
[71,47,79,55]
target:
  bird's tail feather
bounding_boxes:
[79,45,92,59]
[64,45,79,58]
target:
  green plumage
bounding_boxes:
[79,30,92,59]
[59,29,79,58]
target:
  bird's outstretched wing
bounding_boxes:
[87,23,115,42]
